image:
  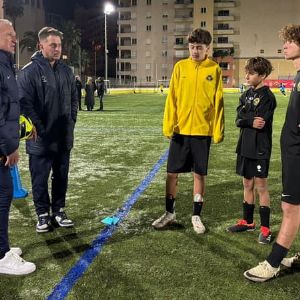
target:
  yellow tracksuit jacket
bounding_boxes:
[163,57,224,144]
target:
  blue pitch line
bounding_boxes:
[46,149,169,300]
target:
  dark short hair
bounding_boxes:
[279,24,300,46]
[188,28,212,46]
[38,27,63,42]
[245,57,273,77]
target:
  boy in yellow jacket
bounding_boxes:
[152,28,224,233]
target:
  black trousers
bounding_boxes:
[0,161,13,257]
[29,151,70,216]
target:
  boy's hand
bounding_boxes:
[5,150,19,167]
[253,117,265,129]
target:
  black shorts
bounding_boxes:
[167,134,211,175]
[236,155,269,179]
[281,156,300,205]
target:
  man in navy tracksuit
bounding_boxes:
[0,19,36,275]
[18,27,78,233]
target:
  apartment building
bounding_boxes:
[0,0,3,19]
[117,0,300,87]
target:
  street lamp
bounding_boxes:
[104,2,115,82]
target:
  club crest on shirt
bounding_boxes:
[41,76,47,83]
[253,98,260,106]
[206,75,213,81]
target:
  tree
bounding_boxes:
[19,31,39,53]
[3,0,24,29]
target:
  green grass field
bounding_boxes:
[1,92,299,300]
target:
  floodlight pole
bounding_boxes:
[104,3,115,82]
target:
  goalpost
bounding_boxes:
[156,79,170,93]
[104,80,111,94]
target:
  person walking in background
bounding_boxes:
[227,57,277,245]
[0,19,36,275]
[96,77,105,111]
[152,28,224,234]
[75,75,82,110]
[85,77,96,111]
[244,24,300,283]
[18,27,78,233]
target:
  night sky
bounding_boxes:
[44,0,110,18]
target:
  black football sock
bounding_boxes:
[266,242,289,268]
[166,195,175,213]
[193,194,203,216]
[259,206,270,229]
[243,201,255,224]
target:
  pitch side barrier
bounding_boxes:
[106,87,289,95]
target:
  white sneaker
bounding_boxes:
[281,252,300,268]
[244,260,280,282]
[152,212,176,229]
[191,215,206,234]
[0,250,36,275]
[10,247,22,256]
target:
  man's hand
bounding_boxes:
[5,150,19,167]
[29,125,38,141]
[253,117,265,129]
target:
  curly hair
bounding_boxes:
[187,28,212,46]
[245,57,273,77]
[279,24,300,45]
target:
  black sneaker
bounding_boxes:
[36,213,51,233]
[53,209,74,228]
[227,219,255,233]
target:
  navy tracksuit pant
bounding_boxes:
[29,151,70,216]
[0,161,13,258]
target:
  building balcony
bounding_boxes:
[174,43,188,49]
[174,16,193,22]
[214,15,235,21]
[213,29,234,35]
[174,28,192,35]
[213,42,234,48]
[118,18,132,25]
[214,1,235,8]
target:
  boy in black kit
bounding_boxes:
[227,57,277,245]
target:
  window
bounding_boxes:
[217,37,228,43]
[146,25,151,31]
[201,7,206,13]
[146,76,152,82]
[132,0,137,5]
[163,25,168,31]
[162,36,168,43]
[132,76,137,82]
[147,0,151,5]
[146,51,151,57]
[132,38,137,45]
[146,64,151,70]
[162,13,168,18]
[200,21,206,28]
[260,49,265,54]
[162,76,168,80]
[218,23,229,30]
[218,10,229,16]
[219,62,229,70]
[162,0,168,4]
[277,49,282,53]
[162,50,167,57]
[222,76,229,84]
[176,38,184,45]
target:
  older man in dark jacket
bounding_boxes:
[18,27,78,233]
[0,19,36,275]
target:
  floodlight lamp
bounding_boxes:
[104,2,115,15]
